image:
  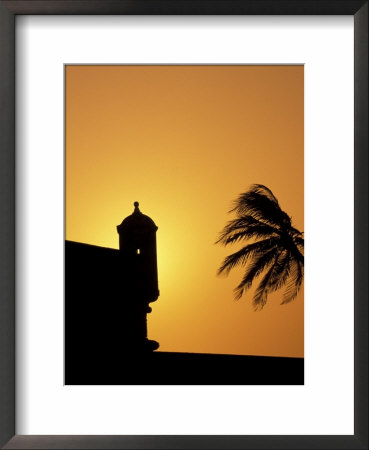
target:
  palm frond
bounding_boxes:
[293,236,305,258]
[291,227,304,237]
[216,184,304,310]
[247,184,279,204]
[265,250,292,293]
[219,223,280,246]
[230,186,291,229]
[217,237,279,276]
[252,257,281,310]
[290,243,304,265]
[216,215,279,245]
[233,247,279,299]
[281,260,304,304]
[294,236,304,246]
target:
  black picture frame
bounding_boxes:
[0,1,367,449]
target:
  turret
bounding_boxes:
[117,201,159,303]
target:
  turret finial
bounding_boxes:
[134,201,140,212]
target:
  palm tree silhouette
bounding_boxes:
[216,184,304,310]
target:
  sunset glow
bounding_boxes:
[66,65,304,357]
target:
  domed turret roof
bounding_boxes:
[117,202,158,233]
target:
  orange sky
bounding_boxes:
[65,65,304,358]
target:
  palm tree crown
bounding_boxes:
[216,184,304,310]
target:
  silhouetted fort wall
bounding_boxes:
[65,240,303,385]
[65,203,303,385]
[65,241,149,364]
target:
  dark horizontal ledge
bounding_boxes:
[3,0,368,15]
[65,352,304,385]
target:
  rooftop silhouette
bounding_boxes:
[65,202,304,385]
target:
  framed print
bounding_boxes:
[0,1,367,449]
